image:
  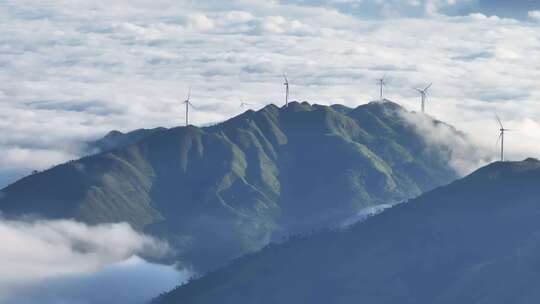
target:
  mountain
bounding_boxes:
[0,101,459,271]
[87,127,166,153]
[153,158,540,304]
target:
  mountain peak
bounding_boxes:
[104,130,123,138]
[87,127,166,153]
[281,101,314,112]
[152,156,540,304]
[236,101,404,121]
[363,99,404,112]
[469,158,540,180]
[1,100,460,272]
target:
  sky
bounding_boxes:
[1,1,540,302]
[0,0,540,187]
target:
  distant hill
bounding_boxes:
[0,101,459,271]
[153,158,540,304]
[87,127,166,153]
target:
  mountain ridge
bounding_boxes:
[153,158,540,304]
[87,127,167,154]
[0,100,461,271]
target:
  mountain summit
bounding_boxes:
[153,158,540,304]
[0,101,459,270]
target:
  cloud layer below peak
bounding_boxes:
[0,217,190,304]
[0,0,539,186]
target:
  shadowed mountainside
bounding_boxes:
[0,101,459,270]
[153,158,540,304]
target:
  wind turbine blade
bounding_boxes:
[187,88,191,101]
[424,83,433,91]
[283,75,288,83]
[495,114,504,129]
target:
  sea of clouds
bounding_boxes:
[1,1,540,302]
[0,217,191,304]
[0,0,539,183]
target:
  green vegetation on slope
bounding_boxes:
[153,158,540,304]
[0,101,459,270]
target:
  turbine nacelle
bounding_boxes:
[184,88,193,106]
[495,114,510,162]
[414,83,432,113]
[240,100,253,108]
[378,75,387,101]
[183,88,194,126]
[283,75,290,107]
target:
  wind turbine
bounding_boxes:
[183,88,194,126]
[240,100,252,109]
[415,83,433,113]
[283,75,289,107]
[377,75,387,101]
[496,114,510,162]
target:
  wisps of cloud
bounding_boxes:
[0,217,191,304]
[398,110,492,175]
[339,203,394,228]
[0,0,540,187]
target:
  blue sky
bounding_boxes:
[285,0,539,19]
[0,0,539,187]
[474,0,540,18]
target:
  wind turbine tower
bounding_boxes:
[183,88,194,126]
[378,75,386,101]
[415,83,433,113]
[283,75,290,107]
[496,115,510,162]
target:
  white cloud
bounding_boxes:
[1,0,540,187]
[186,14,216,31]
[0,218,169,283]
[0,217,189,303]
[223,10,255,23]
[399,110,492,175]
[529,11,540,22]
[0,147,75,172]
[257,16,315,35]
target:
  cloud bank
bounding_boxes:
[1,0,540,186]
[398,110,492,175]
[0,218,191,304]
